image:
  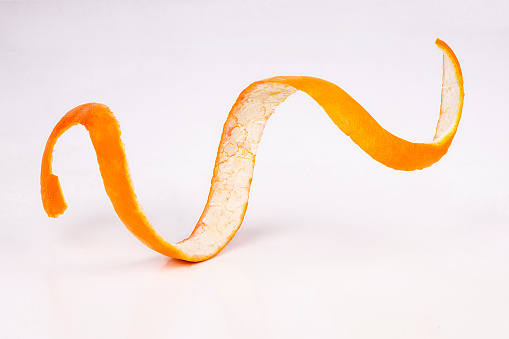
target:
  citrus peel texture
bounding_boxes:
[41,39,464,262]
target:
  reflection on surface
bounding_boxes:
[128,257,266,338]
[47,253,266,338]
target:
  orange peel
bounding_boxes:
[41,39,464,262]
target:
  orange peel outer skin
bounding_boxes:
[41,39,463,262]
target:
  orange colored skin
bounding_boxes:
[41,39,463,262]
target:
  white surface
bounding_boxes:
[1,1,509,338]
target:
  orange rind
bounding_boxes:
[41,39,464,262]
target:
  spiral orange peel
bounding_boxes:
[41,39,463,262]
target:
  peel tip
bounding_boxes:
[42,174,68,218]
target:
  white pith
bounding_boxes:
[175,83,297,258]
[434,51,461,141]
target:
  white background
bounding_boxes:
[1,0,509,338]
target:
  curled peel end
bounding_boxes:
[42,173,67,218]
[436,38,464,87]
[433,38,464,143]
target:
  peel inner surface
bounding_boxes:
[41,39,464,262]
